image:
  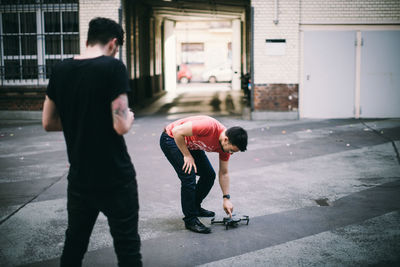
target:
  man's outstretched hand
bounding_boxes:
[223,199,233,217]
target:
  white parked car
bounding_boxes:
[201,64,233,83]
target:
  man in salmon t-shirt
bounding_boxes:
[160,115,248,233]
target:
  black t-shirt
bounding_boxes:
[47,55,135,190]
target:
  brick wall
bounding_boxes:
[79,0,127,65]
[252,0,300,85]
[0,87,46,110]
[300,0,400,24]
[254,84,298,111]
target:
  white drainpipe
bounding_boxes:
[273,0,279,25]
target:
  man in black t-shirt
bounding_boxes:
[42,17,141,267]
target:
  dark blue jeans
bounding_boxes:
[60,180,142,267]
[160,132,216,223]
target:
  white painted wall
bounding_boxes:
[164,20,177,92]
[232,19,241,90]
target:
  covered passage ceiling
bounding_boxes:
[137,0,249,21]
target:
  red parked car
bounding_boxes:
[177,64,192,84]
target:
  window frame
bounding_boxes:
[0,1,79,86]
[181,42,205,65]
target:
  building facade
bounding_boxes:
[252,0,400,119]
[175,20,233,82]
[1,0,399,119]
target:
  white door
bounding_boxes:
[360,30,400,118]
[302,31,356,118]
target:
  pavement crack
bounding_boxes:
[0,172,67,226]
[361,120,400,165]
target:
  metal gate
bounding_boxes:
[302,29,400,119]
[360,30,400,118]
[0,0,79,86]
[302,31,356,118]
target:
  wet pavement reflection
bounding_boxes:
[137,83,246,119]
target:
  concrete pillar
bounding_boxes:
[163,20,176,92]
[231,19,241,90]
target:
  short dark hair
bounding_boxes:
[226,126,248,152]
[87,17,124,46]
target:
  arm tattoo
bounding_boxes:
[114,107,128,119]
[113,95,128,119]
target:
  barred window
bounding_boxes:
[181,43,204,64]
[0,0,79,85]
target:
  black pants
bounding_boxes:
[60,180,142,267]
[160,132,216,223]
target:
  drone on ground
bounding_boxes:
[211,214,250,230]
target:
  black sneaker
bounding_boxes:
[198,207,215,217]
[185,218,211,234]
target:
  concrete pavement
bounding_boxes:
[0,85,400,266]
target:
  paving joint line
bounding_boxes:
[0,172,68,226]
[360,120,400,165]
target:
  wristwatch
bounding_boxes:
[223,194,230,199]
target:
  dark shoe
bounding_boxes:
[185,218,211,234]
[198,207,215,217]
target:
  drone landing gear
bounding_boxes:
[211,215,249,230]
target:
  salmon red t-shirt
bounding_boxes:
[165,115,230,161]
